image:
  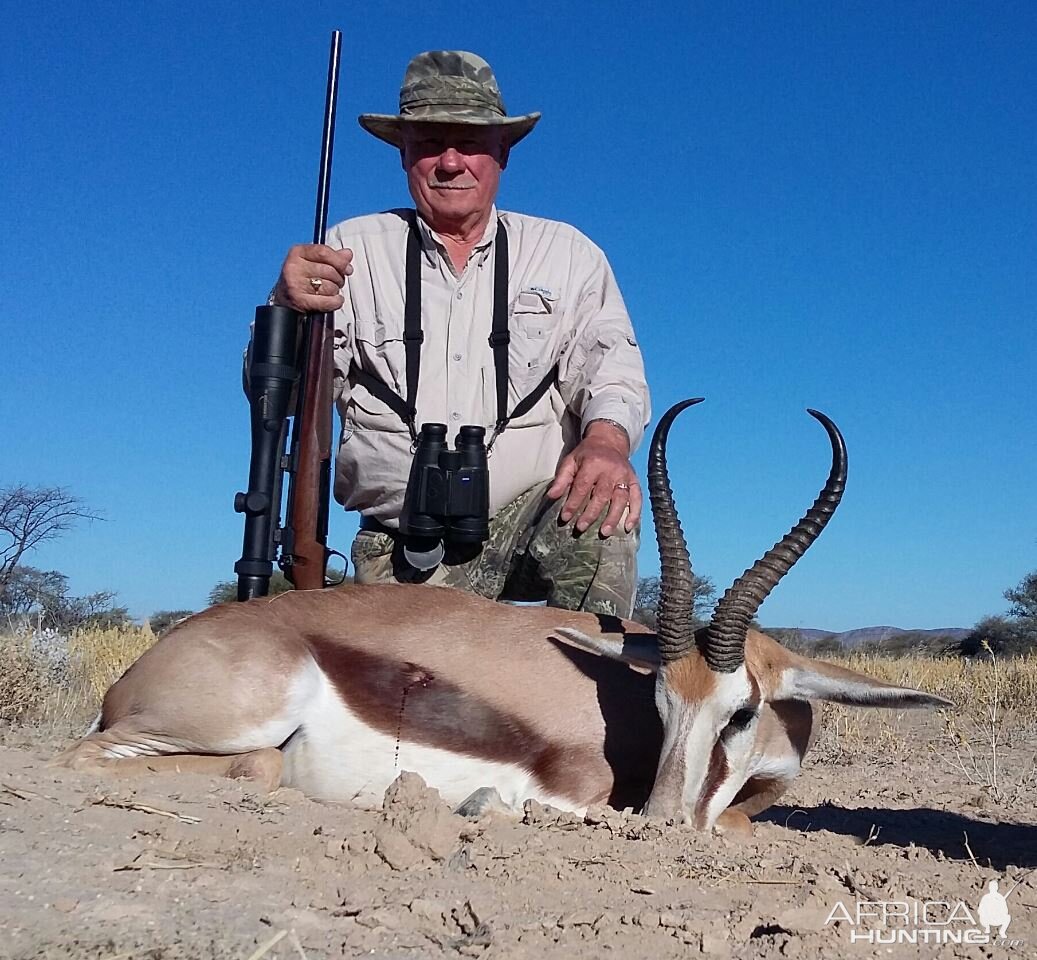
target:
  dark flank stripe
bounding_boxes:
[303,634,597,801]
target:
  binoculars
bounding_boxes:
[399,423,490,570]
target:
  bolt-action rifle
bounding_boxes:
[234,30,342,601]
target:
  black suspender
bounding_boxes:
[402,222,424,433]
[348,212,558,447]
[487,225,511,436]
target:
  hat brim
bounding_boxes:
[358,111,541,149]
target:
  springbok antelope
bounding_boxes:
[57,399,951,834]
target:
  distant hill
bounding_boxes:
[768,625,970,649]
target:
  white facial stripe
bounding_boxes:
[679,691,717,812]
[684,669,753,823]
[643,676,695,817]
[648,666,755,821]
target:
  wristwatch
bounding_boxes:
[585,418,629,442]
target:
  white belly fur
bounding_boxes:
[281,667,578,812]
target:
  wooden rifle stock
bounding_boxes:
[283,312,334,588]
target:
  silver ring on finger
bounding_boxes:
[308,277,323,293]
[613,482,630,492]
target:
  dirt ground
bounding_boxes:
[1,715,1034,960]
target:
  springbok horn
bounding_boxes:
[647,398,705,662]
[702,409,848,673]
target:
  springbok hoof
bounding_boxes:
[225,748,284,793]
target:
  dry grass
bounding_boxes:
[0,625,156,730]
[0,635,54,724]
[811,650,1037,803]
[830,650,1037,714]
[67,625,157,705]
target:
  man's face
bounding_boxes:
[401,123,508,232]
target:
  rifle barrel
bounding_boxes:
[312,31,342,246]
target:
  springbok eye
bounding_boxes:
[726,708,757,732]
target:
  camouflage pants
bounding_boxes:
[350,480,639,617]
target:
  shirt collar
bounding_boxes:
[414,206,500,267]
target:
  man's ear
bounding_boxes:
[774,657,953,709]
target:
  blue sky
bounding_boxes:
[2,1,1033,631]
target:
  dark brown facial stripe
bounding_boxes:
[696,738,729,825]
[731,775,784,811]
[304,634,589,802]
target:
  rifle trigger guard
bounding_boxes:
[325,548,349,586]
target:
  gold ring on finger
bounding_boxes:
[308,277,323,292]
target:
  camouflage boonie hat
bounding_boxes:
[358,50,541,149]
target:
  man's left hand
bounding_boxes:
[546,421,640,537]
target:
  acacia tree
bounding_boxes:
[0,484,99,595]
[632,574,716,630]
[0,565,128,632]
[959,569,1037,658]
[148,609,197,636]
[0,484,125,633]
[1004,571,1037,624]
[207,572,295,605]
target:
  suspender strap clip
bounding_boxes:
[485,362,559,453]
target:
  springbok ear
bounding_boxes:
[552,627,660,675]
[775,658,953,709]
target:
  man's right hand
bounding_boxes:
[271,244,354,313]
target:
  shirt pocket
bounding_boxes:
[510,290,559,391]
[349,318,408,433]
[354,316,407,386]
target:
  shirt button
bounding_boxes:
[456,290,464,300]
[450,411,461,421]
[452,353,463,362]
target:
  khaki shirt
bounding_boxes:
[328,207,650,526]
